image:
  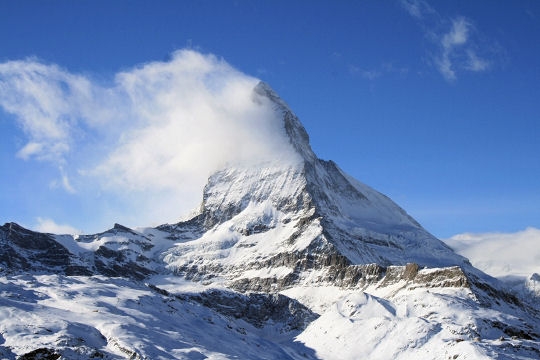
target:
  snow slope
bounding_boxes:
[0,274,315,359]
[1,81,539,359]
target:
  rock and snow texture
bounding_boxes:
[0,82,539,359]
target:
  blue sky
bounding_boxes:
[0,0,539,238]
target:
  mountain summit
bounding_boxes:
[1,82,539,359]
[160,81,468,290]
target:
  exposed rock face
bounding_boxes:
[1,81,539,359]
[0,81,514,296]
[180,289,318,331]
[84,224,157,280]
[0,222,89,275]
[153,82,471,295]
[0,222,156,279]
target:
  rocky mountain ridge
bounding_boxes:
[1,82,539,359]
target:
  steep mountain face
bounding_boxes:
[160,82,469,291]
[1,82,539,359]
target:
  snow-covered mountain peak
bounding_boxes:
[253,81,317,163]
[1,82,539,359]
[185,82,463,273]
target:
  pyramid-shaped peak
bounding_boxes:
[253,81,288,109]
[253,81,316,162]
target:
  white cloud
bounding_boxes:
[400,0,434,19]
[0,60,100,163]
[445,227,540,278]
[434,17,491,81]
[35,217,81,235]
[16,141,44,160]
[435,56,456,82]
[97,51,298,193]
[402,3,494,81]
[49,167,76,194]
[441,17,470,48]
[465,50,490,72]
[0,50,300,229]
[435,17,492,81]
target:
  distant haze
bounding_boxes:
[445,228,540,278]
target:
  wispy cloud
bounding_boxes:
[0,60,106,163]
[401,0,494,81]
[445,227,540,278]
[465,49,490,72]
[347,62,408,82]
[349,65,381,80]
[0,50,300,228]
[401,0,435,19]
[35,217,81,235]
[436,17,472,81]
[49,167,76,194]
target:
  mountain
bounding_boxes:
[1,82,539,359]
